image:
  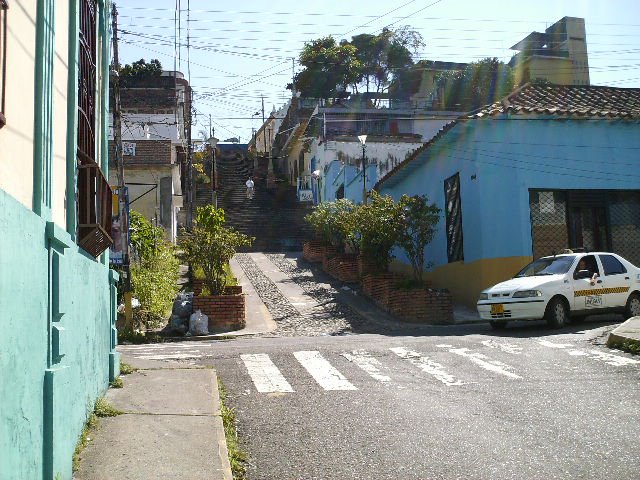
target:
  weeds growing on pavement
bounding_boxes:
[94,398,124,417]
[610,340,640,356]
[110,376,124,388]
[119,361,137,375]
[218,379,248,479]
[72,409,98,472]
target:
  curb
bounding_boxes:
[606,317,640,349]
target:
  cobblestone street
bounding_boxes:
[235,253,401,337]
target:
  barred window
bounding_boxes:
[0,1,8,128]
[444,172,464,263]
[76,0,112,257]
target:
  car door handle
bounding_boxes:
[625,277,630,280]
[597,280,603,284]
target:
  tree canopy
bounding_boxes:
[289,27,424,99]
[119,59,163,87]
[435,58,514,111]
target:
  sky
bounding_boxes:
[116,0,640,142]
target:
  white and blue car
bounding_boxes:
[477,252,640,329]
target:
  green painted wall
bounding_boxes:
[0,192,115,480]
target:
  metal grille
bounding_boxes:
[444,172,464,262]
[77,0,96,164]
[530,190,640,266]
[76,0,112,257]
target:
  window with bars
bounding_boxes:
[0,1,8,129]
[76,0,112,257]
[444,172,464,263]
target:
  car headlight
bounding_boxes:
[512,290,542,298]
[478,293,488,301]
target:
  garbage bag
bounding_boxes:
[172,298,193,318]
[189,309,209,336]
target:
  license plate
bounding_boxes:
[585,295,603,308]
[490,304,504,314]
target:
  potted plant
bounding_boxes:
[180,206,253,331]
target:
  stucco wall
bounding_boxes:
[52,1,70,227]
[0,2,38,208]
[380,118,640,306]
[0,189,115,479]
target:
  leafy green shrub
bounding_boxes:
[180,206,253,295]
[129,211,180,329]
[396,194,441,282]
[354,191,402,271]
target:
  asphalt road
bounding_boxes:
[122,322,640,480]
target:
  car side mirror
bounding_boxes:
[576,269,592,279]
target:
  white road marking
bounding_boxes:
[135,353,202,360]
[444,347,522,380]
[390,347,464,386]
[241,354,294,393]
[584,349,639,367]
[538,340,574,349]
[481,339,523,355]
[341,350,391,383]
[293,351,357,391]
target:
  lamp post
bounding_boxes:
[358,134,367,204]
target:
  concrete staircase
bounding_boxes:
[211,153,313,252]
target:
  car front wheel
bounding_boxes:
[489,320,508,330]
[545,297,568,329]
[624,292,640,319]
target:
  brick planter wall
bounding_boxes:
[358,255,387,278]
[303,240,326,263]
[192,293,246,331]
[321,246,338,273]
[361,273,404,309]
[386,288,453,324]
[336,255,359,283]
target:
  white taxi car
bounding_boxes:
[477,251,640,329]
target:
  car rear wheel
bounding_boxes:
[489,320,508,330]
[624,292,640,319]
[545,297,568,329]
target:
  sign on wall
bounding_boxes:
[298,190,313,202]
[122,142,136,156]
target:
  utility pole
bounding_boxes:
[209,115,217,208]
[261,96,266,154]
[111,4,133,329]
[186,85,193,227]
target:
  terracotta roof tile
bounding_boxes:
[472,84,640,119]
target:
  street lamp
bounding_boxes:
[358,134,367,204]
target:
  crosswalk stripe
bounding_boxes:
[442,347,522,379]
[390,347,464,386]
[241,354,294,393]
[569,349,640,367]
[538,340,574,349]
[481,339,522,355]
[293,351,357,391]
[341,350,391,382]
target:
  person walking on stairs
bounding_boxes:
[245,176,255,199]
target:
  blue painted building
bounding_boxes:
[376,85,640,307]
[0,2,118,479]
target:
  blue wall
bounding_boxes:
[380,118,640,270]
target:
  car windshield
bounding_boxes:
[514,256,574,278]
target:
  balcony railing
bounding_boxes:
[77,162,113,257]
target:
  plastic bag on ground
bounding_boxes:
[189,309,209,336]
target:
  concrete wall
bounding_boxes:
[380,117,640,306]
[0,2,118,478]
[0,1,38,208]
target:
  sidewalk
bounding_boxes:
[74,357,233,480]
[73,257,277,480]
